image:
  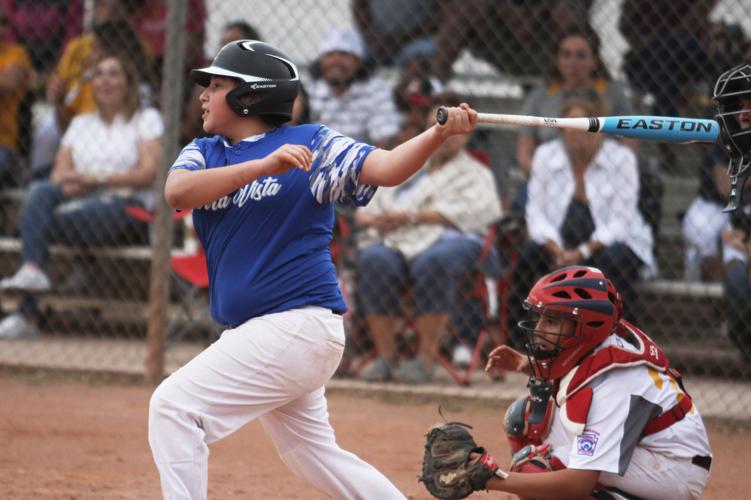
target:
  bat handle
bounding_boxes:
[436,106,449,125]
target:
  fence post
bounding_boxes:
[145,0,188,385]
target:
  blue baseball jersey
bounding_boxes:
[170,124,376,326]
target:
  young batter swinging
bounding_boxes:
[147,40,478,499]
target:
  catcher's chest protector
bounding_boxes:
[555,321,682,435]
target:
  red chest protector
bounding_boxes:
[556,320,692,436]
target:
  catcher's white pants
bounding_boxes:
[148,306,405,500]
[598,446,710,499]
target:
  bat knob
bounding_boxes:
[436,106,449,125]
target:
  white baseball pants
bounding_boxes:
[148,306,405,500]
[598,446,710,499]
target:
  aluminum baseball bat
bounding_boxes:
[435,107,719,144]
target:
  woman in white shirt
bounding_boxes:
[0,53,164,338]
[508,96,654,346]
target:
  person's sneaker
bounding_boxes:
[361,357,395,382]
[394,358,433,384]
[0,313,39,339]
[452,344,473,368]
[0,263,51,292]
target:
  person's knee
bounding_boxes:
[148,380,178,426]
[358,245,402,277]
[724,264,751,309]
[26,179,59,200]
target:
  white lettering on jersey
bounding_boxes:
[201,177,282,211]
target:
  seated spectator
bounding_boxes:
[430,0,592,83]
[219,20,260,47]
[130,0,206,86]
[30,7,151,180]
[289,83,310,125]
[393,71,443,145]
[0,53,163,338]
[306,27,400,148]
[0,6,31,186]
[682,145,733,281]
[4,0,84,87]
[355,94,502,383]
[722,203,751,363]
[513,24,636,212]
[353,0,437,67]
[620,0,717,117]
[719,90,751,363]
[508,96,655,346]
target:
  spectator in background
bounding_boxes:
[289,83,310,125]
[355,94,502,383]
[508,96,654,347]
[1,0,84,87]
[682,145,733,282]
[0,53,163,338]
[513,25,636,212]
[353,0,437,68]
[720,95,751,363]
[393,64,444,145]
[130,0,206,85]
[0,5,30,187]
[181,20,262,144]
[306,27,400,148]
[620,0,718,117]
[30,4,151,179]
[722,201,751,363]
[430,0,592,83]
[219,20,260,47]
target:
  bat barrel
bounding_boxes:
[595,116,718,144]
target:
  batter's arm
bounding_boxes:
[359,104,477,186]
[165,144,311,210]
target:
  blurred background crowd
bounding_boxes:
[0,0,749,398]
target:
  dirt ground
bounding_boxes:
[0,373,747,499]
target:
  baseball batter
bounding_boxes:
[147,40,478,499]
[420,266,711,499]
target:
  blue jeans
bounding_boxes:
[357,236,485,315]
[724,262,751,362]
[19,180,144,269]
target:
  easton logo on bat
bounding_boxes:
[615,117,713,133]
[544,118,558,124]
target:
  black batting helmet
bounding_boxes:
[713,62,751,211]
[191,40,299,122]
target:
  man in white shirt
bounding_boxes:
[306,28,400,149]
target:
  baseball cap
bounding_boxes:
[319,28,366,59]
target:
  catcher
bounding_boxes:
[420,266,711,499]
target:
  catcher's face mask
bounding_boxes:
[714,63,751,212]
[519,305,580,380]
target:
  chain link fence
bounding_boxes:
[0,0,749,422]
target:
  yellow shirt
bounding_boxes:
[0,42,31,151]
[54,34,97,118]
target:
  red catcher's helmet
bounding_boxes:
[520,266,622,380]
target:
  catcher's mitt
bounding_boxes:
[419,422,506,499]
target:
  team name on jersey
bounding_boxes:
[200,177,282,211]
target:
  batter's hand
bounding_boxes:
[434,103,478,139]
[260,144,312,177]
[485,345,531,375]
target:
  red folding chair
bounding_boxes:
[125,206,218,344]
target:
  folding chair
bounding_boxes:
[124,206,219,345]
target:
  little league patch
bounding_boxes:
[577,430,600,456]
